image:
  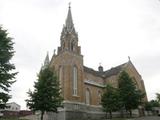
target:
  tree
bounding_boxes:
[0,26,17,109]
[149,100,160,107]
[144,101,152,115]
[101,84,122,119]
[26,67,63,120]
[118,71,144,117]
[156,93,160,103]
[145,100,160,115]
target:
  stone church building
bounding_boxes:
[42,5,147,120]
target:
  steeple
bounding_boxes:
[62,4,76,34]
[58,4,81,55]
[42,52,50,70]
[44,52,49,66]
[65,4,74,32]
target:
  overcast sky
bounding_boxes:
[0,0,160,110]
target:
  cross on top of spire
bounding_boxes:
[69,2,71,8]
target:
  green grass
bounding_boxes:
[0,118,29,120]
[0,117,133,120]
[112,118,127,120]
[107,118,131,120]
[0,118,15,120]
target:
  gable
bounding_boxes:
[123,61,143,90]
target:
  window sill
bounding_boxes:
[72,95,80,98]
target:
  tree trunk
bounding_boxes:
[126,110,128,118]
[41,111,44,120]
[120,108,124,118]
[109,111,112,119]
[147,111,149,116]
[120,109,124,118]
[129,109,132,118]
[105,112,108,119]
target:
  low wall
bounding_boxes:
[23,102,142,120]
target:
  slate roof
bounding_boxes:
[104,63,127,78]
[83,66,103,77]
[84,62,128,78]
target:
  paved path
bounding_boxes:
[130,116,160,120]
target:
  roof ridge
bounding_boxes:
[83,62,128,78]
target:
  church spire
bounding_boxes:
[44,52,50,67]
[65,3,75,33]
[58,4,81,55]
[41,52,50,70]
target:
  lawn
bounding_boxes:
[0,117,133,120]
[107,118,131,120]
[0,118,28,120]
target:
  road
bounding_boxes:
[131,116,160,120]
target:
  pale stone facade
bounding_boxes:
[43,5,147,120]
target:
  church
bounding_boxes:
[42,5,147,120]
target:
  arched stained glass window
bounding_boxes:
[59,66,63,88]
[73,66,78,95]
[97,90,101,105]
[86,88,91,105]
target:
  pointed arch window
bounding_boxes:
[73,66,78,96]
[62,42,65,50]
[97,91,101,105]
[86,88,91,105]
[59,66,63,88]
[71,42,74,51]
[132,77,139,89]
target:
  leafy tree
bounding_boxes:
[118,71,144,117]
[145,100,160,115]
[0,26,17,109]
[156,93,160,103]
[26,67,63,120]
[101,84,122,119]
[149,100,160,107]
[144,101,152,115]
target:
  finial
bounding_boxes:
[69,2,71,8]
[99,62,101,66]
[128,56,130,61]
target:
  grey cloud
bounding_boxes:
[135,54,160,78]
[32,0,65,8]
